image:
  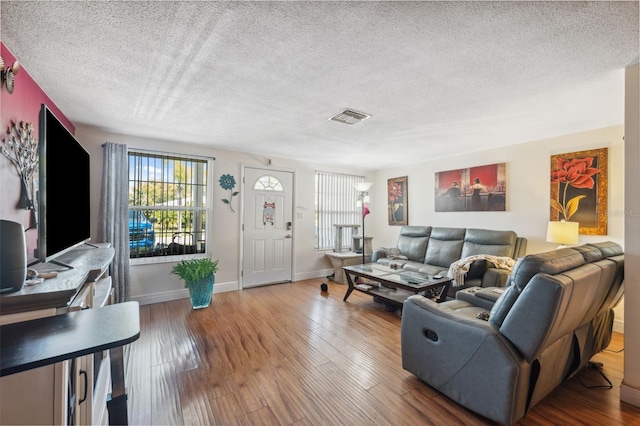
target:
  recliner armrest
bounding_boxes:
[475,287,506,302]
[371,248,387,262]
[481,267,511,287]
[455,286,502,310]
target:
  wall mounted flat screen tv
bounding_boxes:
[37,104,91,266]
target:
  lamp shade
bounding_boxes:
[546,221,579,245]
[353,182,372,192]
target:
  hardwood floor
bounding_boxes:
[125,279,640,425]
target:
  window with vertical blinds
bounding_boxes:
[315,171,365,250]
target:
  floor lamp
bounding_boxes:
[354,182,372,265]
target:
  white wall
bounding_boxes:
[621,63,640,407]
[371,125,625,252]
[75,124,374,304]
[371,125,625,331]
[75,123,625,331]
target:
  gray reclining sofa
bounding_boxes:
[372,226,527,297]
[400,242,624,425]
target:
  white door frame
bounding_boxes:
[239,164,296,289]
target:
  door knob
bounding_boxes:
[285,234,292,238]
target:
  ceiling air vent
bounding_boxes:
[330,109,371,125]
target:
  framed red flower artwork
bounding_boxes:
[388,176,408,226]
[550,147,608,235]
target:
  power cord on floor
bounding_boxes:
[576,361,613,389]
[604,346,624,353]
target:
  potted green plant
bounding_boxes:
[171,257,219,309]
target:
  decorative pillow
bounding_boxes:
[384,247,408,260]
[476,311,490,321]
[388,255,408,260]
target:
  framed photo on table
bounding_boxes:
[388,176,408,226]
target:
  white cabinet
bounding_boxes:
[91,276,114,426]
[0,246,114,425]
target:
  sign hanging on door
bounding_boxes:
[263,201,275,225]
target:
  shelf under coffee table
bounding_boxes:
[342,263,452,306]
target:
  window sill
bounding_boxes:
[130,252,209,266]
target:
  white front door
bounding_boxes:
[241,166,294,288]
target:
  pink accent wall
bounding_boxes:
[1,41,75,260]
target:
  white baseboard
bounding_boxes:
[213,281,239,293]
[613,318,625,334]
[294,268,334,282]
[134,288,189,305]
[133,272,334,305]
[132,281,239,306]
[621,382,640,408]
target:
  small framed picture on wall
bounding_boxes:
[388,176,408,226]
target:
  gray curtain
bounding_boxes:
[98,142,130,303]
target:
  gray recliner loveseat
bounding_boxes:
[400,242,624,425]
[372,226,527,297]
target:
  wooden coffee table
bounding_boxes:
[342,263,452,306]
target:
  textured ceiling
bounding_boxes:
[1,1,638,169]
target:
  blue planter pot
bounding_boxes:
[187,275,214,309]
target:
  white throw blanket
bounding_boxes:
[384,247,408,260]
[447,254,516,287]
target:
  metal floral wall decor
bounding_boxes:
[1,120,38,211]
[550,147,608,235]
[219,173,239,212]
[387,176,408,226]
[0,55,21,94]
